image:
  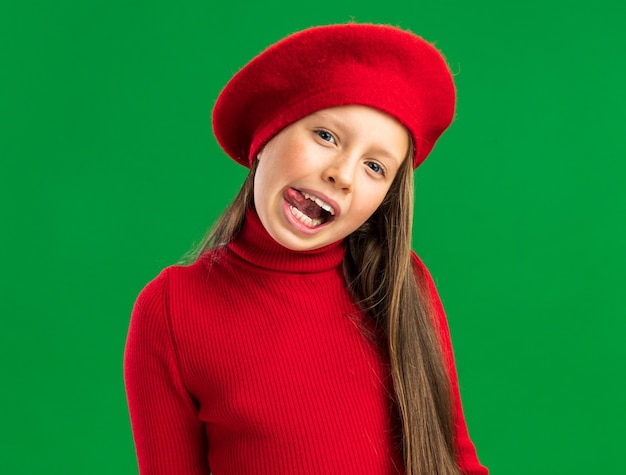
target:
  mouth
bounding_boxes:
[283,188,337,228]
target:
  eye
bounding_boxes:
[366,161,385,176]
[315,129,336,144]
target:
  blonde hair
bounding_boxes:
[183,147,460,474]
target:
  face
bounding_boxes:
[254,105,409,251]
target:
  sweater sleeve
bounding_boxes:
[123,268,211,475]
[411,253,488,475]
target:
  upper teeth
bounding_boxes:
[302,191,335,215]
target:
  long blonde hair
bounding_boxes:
[184,151,460,474]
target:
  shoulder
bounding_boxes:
[132,267,168,320]
[410,251,438,295]
[128,258,217,354]
[410,250,448,328]
[410,250,443,303]
[132,256,213,314]
[410,250,427,273]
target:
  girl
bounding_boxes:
[124,23,488,475]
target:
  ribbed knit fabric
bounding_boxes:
[124,208,488,474]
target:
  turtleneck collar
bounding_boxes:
[226,207,346,273]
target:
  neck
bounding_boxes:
[225,207,346,273]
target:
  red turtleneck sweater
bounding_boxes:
[124,209,487,474]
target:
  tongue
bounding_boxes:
[284,188,323,219]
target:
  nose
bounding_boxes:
[322,155,354,192]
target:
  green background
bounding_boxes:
[1,0,624,473]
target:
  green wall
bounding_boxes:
[2,1,624,473]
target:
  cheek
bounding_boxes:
[362,182,392,212]
[253,161,276,208]
[347,191,387,231]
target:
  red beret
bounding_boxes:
[213,23,456,169]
